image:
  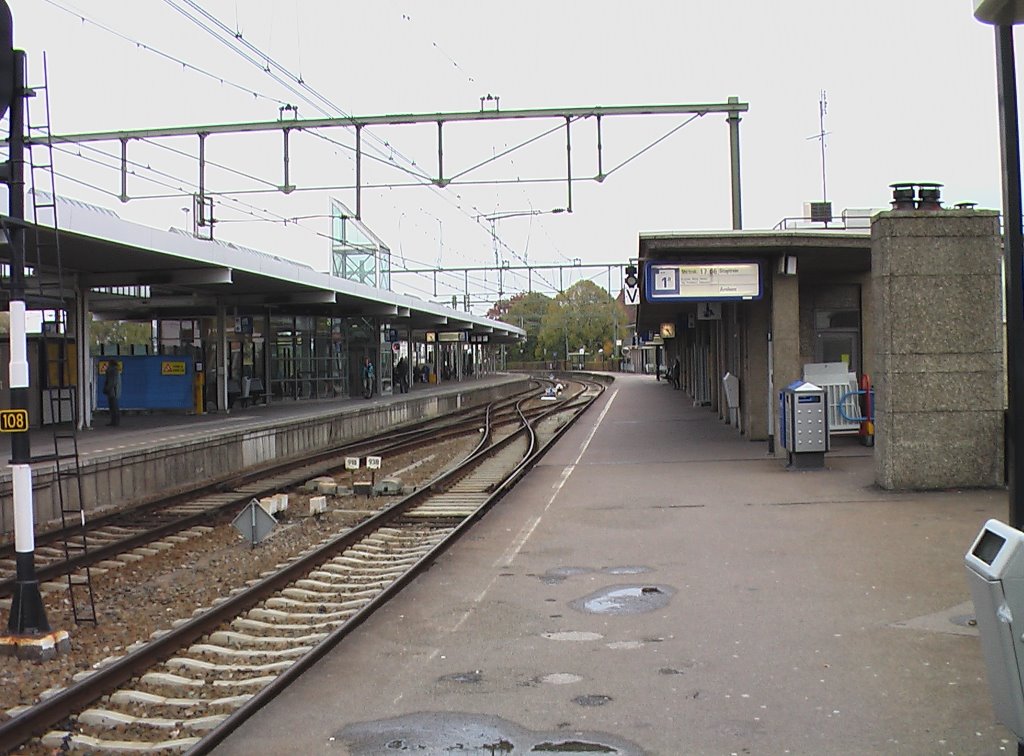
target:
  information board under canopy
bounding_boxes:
[645,261,762,302]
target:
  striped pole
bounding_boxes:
[5,50,49,635]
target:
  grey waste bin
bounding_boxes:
[782,380,829,469]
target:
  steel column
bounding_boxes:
[996,24,1024,531]
[727,96,743,230]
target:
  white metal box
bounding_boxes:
[966,519,1024,738]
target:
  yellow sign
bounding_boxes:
[0,409,29,433]
[161,361,187,376]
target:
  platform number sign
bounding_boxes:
[0,409,28,432]
[623,264,640,306]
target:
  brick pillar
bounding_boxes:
[872,209,1004,489]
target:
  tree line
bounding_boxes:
[486,280,628,364]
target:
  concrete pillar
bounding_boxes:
[74,286,92,430]
[743,297,769,441]
[217,303,228,411]
[872,209,1004,489]
[770,271,801,456]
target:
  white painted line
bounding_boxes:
[496,388,617,569]
[447,391,619,635]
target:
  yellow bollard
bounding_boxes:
[194,370,206,415]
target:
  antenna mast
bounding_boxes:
[818,90,828,203]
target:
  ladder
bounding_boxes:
[26,56,96,624]
[51,426,96,624]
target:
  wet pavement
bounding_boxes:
[214,373,1011,755]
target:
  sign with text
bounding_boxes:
[161,361,187,376]
[646,261,761,302]
[345,457,360,470]
[366,456,382,470]
[438,331,467,343]
[0,409,28,433]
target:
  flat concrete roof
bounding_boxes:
[639,228,871,252]
[634,229,873,334]
[3,195,524,342]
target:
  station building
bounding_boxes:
[633,192,1006,491]
[1,195,524,430]
[633,226,872,446]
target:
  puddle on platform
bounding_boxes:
[540,566,652,585]
[573,694,613,707]
[543,630,604,642]
[438,670,483,684]
[570,584,675,616]
[337,712,644,755]
[601,566,651,576]
[540,567,595,584]
[535,672,583,685]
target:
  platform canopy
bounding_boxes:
[634,229,871,336]
[0,195,524,343]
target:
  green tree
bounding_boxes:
[489,291,551,361]
[537,280,624,363]
[90,320,154,352]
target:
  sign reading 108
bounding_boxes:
[0,409,29,432]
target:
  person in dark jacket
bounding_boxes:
[395,357,409,393]
[103,361,122,426]
[362,357,375,399]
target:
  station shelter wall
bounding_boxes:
[160,313,498,411]
[655,267,872,447]
[94,355,193,411]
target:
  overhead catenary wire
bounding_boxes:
[160,0,546,271]
[32,1,691,308]
[35,0,600,289]
[40,0,292,108]
[51,143,336,242]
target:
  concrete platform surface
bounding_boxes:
[214,373,1010,755]
[0,374,518,465]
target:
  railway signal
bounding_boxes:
[623,264,640,306]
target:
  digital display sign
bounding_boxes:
[646,261,762,302]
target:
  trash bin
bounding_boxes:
[781,380,829,469]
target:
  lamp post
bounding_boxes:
[974,1,1024,531]
[975,6,1024,754]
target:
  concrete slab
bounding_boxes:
[214,373,1012,755]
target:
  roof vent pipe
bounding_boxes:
[916,182,943,211]
[890,183,917,210]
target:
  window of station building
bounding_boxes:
[813,309,859,330]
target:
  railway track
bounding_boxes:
[0,376,602,753]
[0,381,559,602]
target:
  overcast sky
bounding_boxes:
[6,1,1016,310]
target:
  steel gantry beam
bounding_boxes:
[30,100,749,228]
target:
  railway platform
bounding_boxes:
[214,371,1009,755]
[0,373,532,536]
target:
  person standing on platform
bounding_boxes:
[104,361,122,426]
[362,357,375,399]
[396,356,409,393]
[671,357,681,390]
